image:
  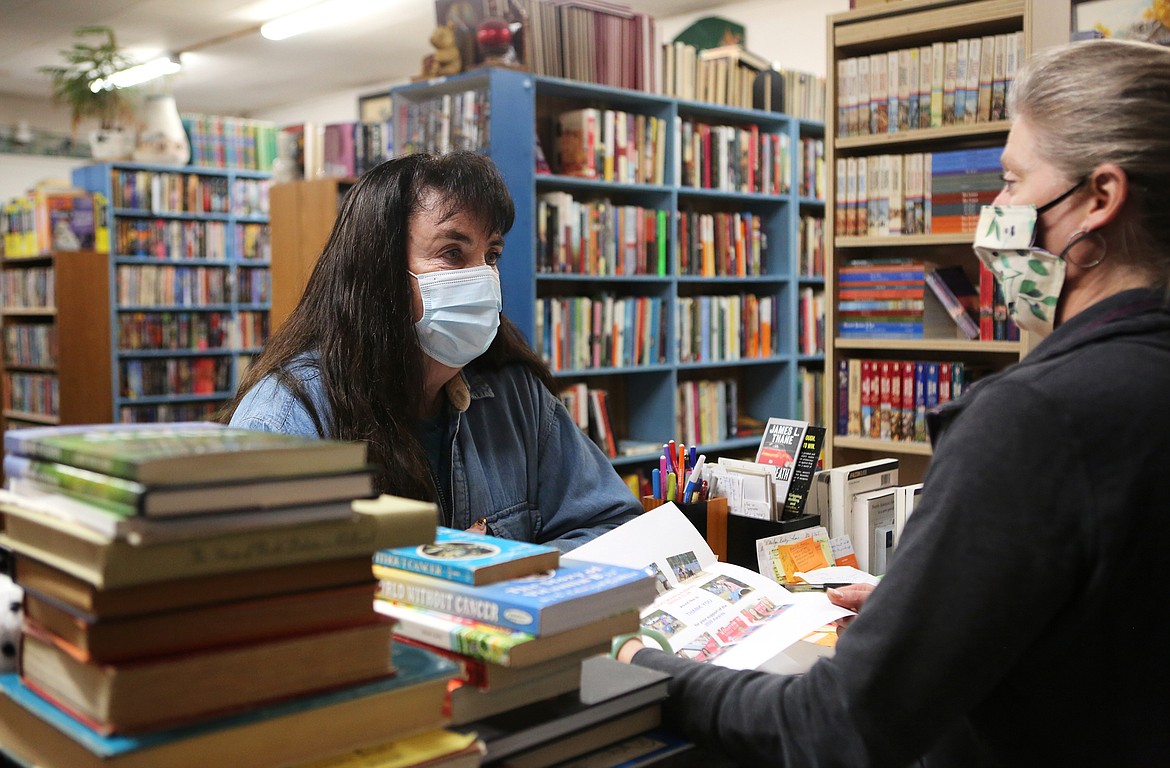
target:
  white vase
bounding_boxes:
[88,127,135,161]
[134,94,191,166]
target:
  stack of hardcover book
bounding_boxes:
[0,422,460,768]
[373,527,664,765]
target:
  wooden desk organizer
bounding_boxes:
[641,497,820,572]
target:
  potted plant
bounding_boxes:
[39,25,139,160]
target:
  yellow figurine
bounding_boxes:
[423,23,462,78]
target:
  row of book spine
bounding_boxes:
[235,268,271,304]
[799,137,827,201]
[536,194,668,276]
[835,146,1002,238]
[559,382,618,459]
[109,170,269,215]
[3,372,57,416]
[799,287,825,356]
[521,0,656,93]
[835,357,971,441]
[117,310,270,353]
[120,356,232,398]
[535,294,667,372]
[3,323,56,368]
[678,120,790,194]
[678,209,764,277]
[118,311,230,351]
[675,376,738,447]
[180,114,279,172]
[0,267,54,308]
[677,293,775,363]
[114,219,227,261]
[118,401,219,423]
[395,88,490,158]
[115,265,230,306]
[836,32,1024,138]
[660,41,826,120]
[799,214,825,277]
[553,107,667,185]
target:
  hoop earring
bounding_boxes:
[1061,229,1107,269]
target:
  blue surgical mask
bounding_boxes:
[410,265,502,368]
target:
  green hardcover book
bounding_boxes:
[3,454,376,518]
[3,422,367,486]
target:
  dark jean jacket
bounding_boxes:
[229,356,640,552]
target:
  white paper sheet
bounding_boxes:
[566,503,853,671]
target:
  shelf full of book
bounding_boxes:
[0,250,114,445]
[378,67,825,468]
[823,0,1071,483]
[71,162,272,424]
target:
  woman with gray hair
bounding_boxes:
[616,38,1170,766]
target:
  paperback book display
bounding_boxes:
[837,258,988,340]
[0,422,466,768]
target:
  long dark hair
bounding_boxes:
[220,151,553,499]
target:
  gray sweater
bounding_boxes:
[634,288,1170,767]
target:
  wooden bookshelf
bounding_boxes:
[823,0,1072,482]
[269,177,356,333]
[1,251,113,445]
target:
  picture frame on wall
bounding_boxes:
[358,94,392,124]
[1073,0,1170,45]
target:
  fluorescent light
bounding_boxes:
[90,54,182,92]
[260,0,386,41]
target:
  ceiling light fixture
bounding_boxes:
[90,53,182,92]
[259,0,388,41]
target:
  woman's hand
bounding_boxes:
[827,582,876,635]
[614,636,645,664]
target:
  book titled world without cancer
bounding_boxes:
[375,560,654,635]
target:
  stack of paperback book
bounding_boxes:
[373,527,664,765]
[0,422,462,768]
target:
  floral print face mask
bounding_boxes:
[972,204,1066,337]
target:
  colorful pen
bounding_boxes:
[651,468,661,500]
[682,454,706,503]
[665,471,677,501]
[662,444,674,476]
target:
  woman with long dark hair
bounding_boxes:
[222,152,639,551]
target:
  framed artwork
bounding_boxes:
[1073,0,1170,44]
[358,94,392,123]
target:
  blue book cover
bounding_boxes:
[0,644,456,760]
[374,559,656,636]
[930,146,1002,175]
[373,527,559,586]
[915,361,928,441]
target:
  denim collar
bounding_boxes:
[444,367,495,412]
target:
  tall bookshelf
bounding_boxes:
[1,251,113,439]
[72,162,272,424]
[375,68,825,468]
[823,0,1071,482]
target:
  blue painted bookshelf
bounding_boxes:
[376,68,825,466]
[72,162,272,423]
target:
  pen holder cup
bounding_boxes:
[642,496,820,572]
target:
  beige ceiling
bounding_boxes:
[0,0,738,117]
